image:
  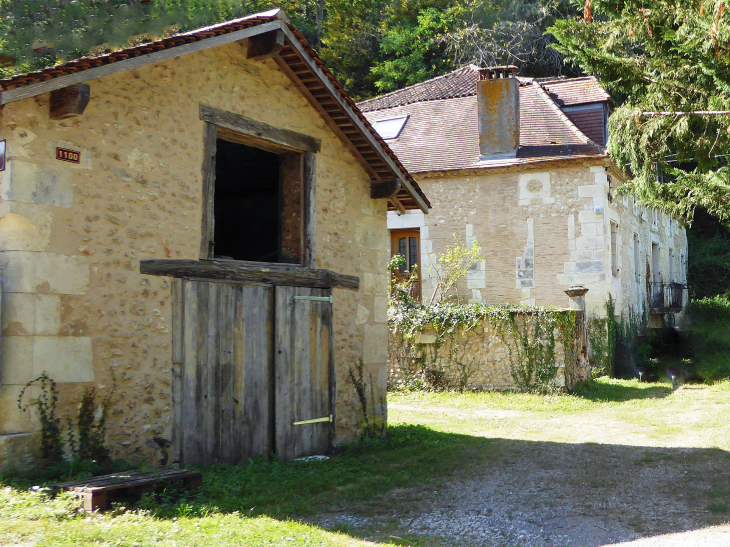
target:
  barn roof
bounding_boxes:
[359,67,607,174]
[0,10,428,212]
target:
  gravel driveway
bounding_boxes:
[313,387,730,546]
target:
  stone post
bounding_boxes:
[564,285,590,388]
[564,284,589,311]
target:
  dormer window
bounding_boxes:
[371,116,409,140]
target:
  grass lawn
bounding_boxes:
[2,378,730,546]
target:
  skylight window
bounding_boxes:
[371,116,409,140]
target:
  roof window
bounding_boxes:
[371,115,409,140]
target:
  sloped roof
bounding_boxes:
[360,68,606,174]
[539,76,614,107]
[0,10,428,211]
[358,67,479,112]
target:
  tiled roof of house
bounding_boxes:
[0,10,429,211]
[539,76,614,107]
[360,67,607,174]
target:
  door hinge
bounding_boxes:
[293,414,333,426]
[293,295,333,303]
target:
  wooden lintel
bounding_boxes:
[49,83,90,120]
[246,29,285,61]
[140,259,360,291]
[389,195,406,214]
[370,178,401,199]
[200,103,321,153]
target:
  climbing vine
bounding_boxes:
[18,371,115,464]
[388,299,579,392]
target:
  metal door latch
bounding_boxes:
[293,414,333,425]
[293,295,333,303]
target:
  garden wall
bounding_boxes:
[388,309,589,391]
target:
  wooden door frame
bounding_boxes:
[390,228,422,301]
[199,104,320,268]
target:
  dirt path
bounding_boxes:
[312,386,730,546]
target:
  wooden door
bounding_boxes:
[274,286,333,460]
[173,279,274,465]
[172,280,333,464]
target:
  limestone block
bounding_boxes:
[363,323,388,365]
[0,212,46,252]
[467,278,486,289]
[35,254,90,295]
[0,251,37,293]
[35,295,61,335]
[4,161,74,207]
[0,386,33,432]
[578,210,603,224]
[576,261,605,273]
[581,223,597,237]
[564,262,576,274]
[356,304,370,325]
[576,237,603,250]
[1,293,60,337]
[2,293,34,336]
[0,336,34,384]
[578,184,604,198]
[373,296,388,323]
[33,337,94,382]
[0,433,37,471]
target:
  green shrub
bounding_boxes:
[687,294,730,380]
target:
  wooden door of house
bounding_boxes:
[172,279,333,465]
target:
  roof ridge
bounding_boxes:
[357,66,476,108]
[531,81,606,155]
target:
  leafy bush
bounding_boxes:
[687,294,730,380]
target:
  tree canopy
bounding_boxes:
[550,0,730,226]
[0,0,580,100]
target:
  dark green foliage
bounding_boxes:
[687,294,730,380]
[0,0,580,101]
[687,209,730,299]
[74,388,112,463]
[549,0,730,226]
[17,373,64,462]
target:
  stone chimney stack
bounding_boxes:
[477,66,519,159]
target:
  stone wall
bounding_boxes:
[0,42,390,468]
[388,310,589,392]
[388,161,688,320]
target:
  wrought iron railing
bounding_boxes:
[649,282,686,312]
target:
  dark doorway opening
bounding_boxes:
[214,139,281,262]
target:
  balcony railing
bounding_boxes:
[649,282,686,312]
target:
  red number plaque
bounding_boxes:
[56,147,80,164]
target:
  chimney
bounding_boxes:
[477,66,519,159]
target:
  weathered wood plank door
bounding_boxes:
[173,279,274,465]
[172,281,333,464]
[274,286,333,460]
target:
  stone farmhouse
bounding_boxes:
[0,10,429,468]
[360,66,688,320]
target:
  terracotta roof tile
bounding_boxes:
[361,77,605,174]
[539,76,613,107]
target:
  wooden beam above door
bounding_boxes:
[141,259,360,290]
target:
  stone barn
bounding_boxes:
[0,10,429,468]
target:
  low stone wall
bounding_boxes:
[388,310,589,391]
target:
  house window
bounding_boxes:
[632,196,639,216]
[199,105,319,265]
[669,248,674,282]
[680,252,686,283]
[390,229,421,301]
[372,116,409,140]
[634,234,640,282]
[652,208,658,228]
[610,222,619,276]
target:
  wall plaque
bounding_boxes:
[56,147,80,164]
[0,140,5,172]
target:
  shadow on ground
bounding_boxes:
[93,425,728,547]
[571,380,673,402]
